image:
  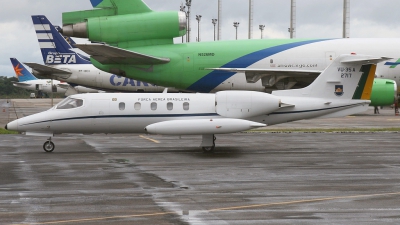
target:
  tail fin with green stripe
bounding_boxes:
[273,54,391,100]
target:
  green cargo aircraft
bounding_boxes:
[61,0,398,106]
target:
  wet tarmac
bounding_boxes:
[0,99,400,224]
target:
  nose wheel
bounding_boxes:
[43,138,55,152]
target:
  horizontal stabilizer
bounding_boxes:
[12,82,31,87]
[75,43,170,65]
[24,63,72,75]
[340,55,392,64]
[90,0,152,14]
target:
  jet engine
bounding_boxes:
[63,11,186,45]
[370,78,397,106]
[215,91,281,119]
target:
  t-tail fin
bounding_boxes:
[31,15,91,65]
[10,58,38,82]
[273,54,391,100]
[90,0,152,14]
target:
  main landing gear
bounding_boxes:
[201,134,216,153]
[43,137,55,153]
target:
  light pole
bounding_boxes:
[218,0,222,40]
[212,19,218,41]
[186,0,192,42]
[259,25,265,39]
[289,0,296,38]
[180,3,186,43]
[196,15,202,42]
[233,22,240,40]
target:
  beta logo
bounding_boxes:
[46,54,77,64]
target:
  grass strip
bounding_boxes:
[0,128,18,134]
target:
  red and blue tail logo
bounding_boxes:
[10,58,38,82]
[31,15,91,65]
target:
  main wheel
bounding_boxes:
[43,141,55,153]
[202,145,215,153]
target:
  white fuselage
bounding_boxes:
[7,92,369,135]
[13,80,67,94]
[209,38,400,92]
[13,79,101,95]
[9,54,377,136]
[49,64,173,92]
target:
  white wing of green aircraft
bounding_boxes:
[5,54,387,152]
[59,0,398,107]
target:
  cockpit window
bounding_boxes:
[56,97,83,109]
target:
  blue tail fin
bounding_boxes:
[10,58,38,82]
[31,15,91,65]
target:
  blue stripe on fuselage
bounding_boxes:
[187,39,331,92]
[90,0,103,7]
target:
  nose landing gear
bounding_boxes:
[43,137,55,152]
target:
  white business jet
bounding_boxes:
[6,54,385,153]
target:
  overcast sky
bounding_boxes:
[1,0,400,77]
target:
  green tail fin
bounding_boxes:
[92,0,152,14]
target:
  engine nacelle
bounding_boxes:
[63,11,186,44]
[145,119,266,135]
[370,78,397,106]
[216,91,281,119]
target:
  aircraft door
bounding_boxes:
[90,99,110,133]
[325,52,336,67]
[36,84,43,91]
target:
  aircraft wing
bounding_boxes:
[205,67,322,84]
[24,63,72,75]
[23,63,72,80]
[74,43,171,65]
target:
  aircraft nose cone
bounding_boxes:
[6,120,18,132]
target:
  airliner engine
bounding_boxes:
[63,11,186,45]
[215,91,281,119]
[370,79,397,106]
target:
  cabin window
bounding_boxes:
[183,102,189,111]
[56,97,83,109]
[151,102,157,111]
[119,102,125,111]
[167,102,173,111]
[134,102,141,110]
